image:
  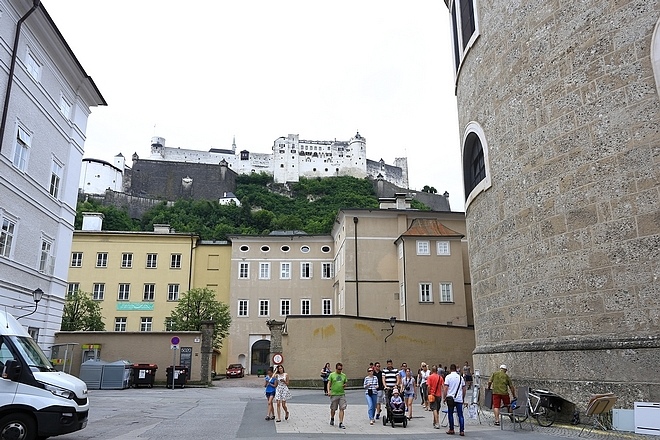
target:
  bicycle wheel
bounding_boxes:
[514,413,528,423]
[535,406,557,427]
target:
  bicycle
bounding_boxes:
[515,388,560,427]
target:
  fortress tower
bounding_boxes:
[446,1,660,405]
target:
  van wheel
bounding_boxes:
[0,413,37,440]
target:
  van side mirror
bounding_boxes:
[2,359,21,381]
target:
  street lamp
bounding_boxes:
[383,316,396,343]
[17,288,44,320]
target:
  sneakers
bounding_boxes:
[330,418,334,426]
[434,423,440,429]
[370,420,375,425]
[339,423,346,429]
[375,413,380,420]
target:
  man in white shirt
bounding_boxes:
[443,363,466,436]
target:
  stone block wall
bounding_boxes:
[454,1,660,406]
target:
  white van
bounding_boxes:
[0,311,88,440]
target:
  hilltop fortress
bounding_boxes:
[147,132,408,187]
[81,132,411,200]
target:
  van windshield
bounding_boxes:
[12,336,55,372]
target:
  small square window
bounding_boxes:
[96,252,108,268]
[416,240,430,255]
[146,253,157,268]
[140,317,153,332]
[114,317,127,332]
[70,252,83,267]
[437,241,450,255]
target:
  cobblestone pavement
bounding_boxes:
[54,375,655,440]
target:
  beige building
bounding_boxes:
[68,214,198,333]
[332,196,471,327]
[226,234,335,374]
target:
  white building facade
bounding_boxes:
[0,0,105,352]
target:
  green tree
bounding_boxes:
[61,291,105,331]
[169,288,231,349]
[421,185,437,194]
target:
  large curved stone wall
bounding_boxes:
[454,1,660,407]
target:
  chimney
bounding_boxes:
[82,212,104,231]
[153,224,171,233]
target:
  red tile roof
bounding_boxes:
[400,218,464,238]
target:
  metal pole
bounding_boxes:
[171,347,177,389]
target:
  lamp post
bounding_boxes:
[17,288,44,320]
[383,316,396,343]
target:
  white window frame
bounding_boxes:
[96,252,108,268]
[301,299,311,315]
[322,298,332,315]
[140,317,153,332]
[49,160,63,199]
[25,48,42,81]
[440,282,454,303]
[321,262,334,279]
[448,0,480,77]
[300,262,312,279]
[280,262,291,279]
[170,253,182,269]
[416,240,430,255]
[280,299,290,316]
[93,283,105,300]
[259,262,271,280]
[118,283,130,301]
[39,237,53,274]
[67,283,79,297]
[70,252,83,267]
[114,317,127,332]
[0,215,17,258]
[238,299,249,317]
[437,241,450,255]
[121,253,133,268]
[239,262,250,279]
[167,284,179,301]
[419,283,432,303]
[258,299,270,317]
[13,126,30,172]
[146,253,158,268]
[143,284,155,301]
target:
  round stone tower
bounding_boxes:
[447,1,660,406]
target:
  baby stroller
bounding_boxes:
[382,387,408,428]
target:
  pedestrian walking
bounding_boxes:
[443,363,466,436]
[321,362,331,395]
[363,366,379,425]
[264,367,276,420]
[487,364,516,426]
[402,368,416,420]
[328,362,348,429]
[274,365,292,422]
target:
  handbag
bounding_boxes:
[446,375,462,408]
[428,394,436,403]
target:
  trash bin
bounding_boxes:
[166,365,188,388]
[101,360,132,389]
[132,363,158,388]
[79,359,107,390]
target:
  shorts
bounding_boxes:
[330,395,347,411]
[465,374,473,381]
[265,391,275,398]
[430,398,442,411]
[377,390,384,402]
[493,393,511,408]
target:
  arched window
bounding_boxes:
[462,122,491,207]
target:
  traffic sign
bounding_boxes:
[171,336,180,345]
[171,344,179,350]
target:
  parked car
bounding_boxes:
[226,364,245,378]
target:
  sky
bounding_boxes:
[43,1,465,208]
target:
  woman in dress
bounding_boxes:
[363,366,379,425]
[402,368,417,420]
[264,367,277,420]
[321,362,331,395]
[274,364,292,422]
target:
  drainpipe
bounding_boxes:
[0,0,41,154]
[353,216,359,317]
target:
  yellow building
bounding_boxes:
[191,240,232,372]
[68,213,199,333]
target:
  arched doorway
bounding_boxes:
[250,339,270,375]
